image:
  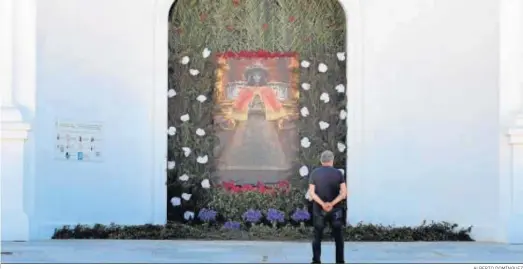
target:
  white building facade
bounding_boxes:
[1,0,522,242]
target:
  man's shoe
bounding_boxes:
[311,261,321,264]
[336,261,345,264]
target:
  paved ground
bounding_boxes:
[1,240,523,264]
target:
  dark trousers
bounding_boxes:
[312,206,345,263]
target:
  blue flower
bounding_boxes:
[197,208,217,223]
[266,208,285,223]
[242,209,262,223]
[291,209,311,222]
[223,221,241,230]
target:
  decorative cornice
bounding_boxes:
[508,114,523,145]
[1,121,30,140]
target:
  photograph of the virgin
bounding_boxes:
[213,56,299,184]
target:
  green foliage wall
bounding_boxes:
[167,0,347,222]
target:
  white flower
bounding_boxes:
[335,84,345,93]
[189,69,200,76]
[184,211,195,220]
[301,83,311,91]
[196,128,206,136]
[180,56,190,65]
[196,95,207,103]
[182,147,191,157]
[181,193,192,201]
[338,169,345,175]
[301,60,310,68]
[180,114,190,122]
[318,63,328,73]
[168,89,177,97]
[319,121,330,130]
[299,165,309,177]
[201,179,211,189]
[300,107,310,117]
[337,52,346,61]
[179,174,189,181]
[197,155,208,164]
[202,48,211,58]
[337,142,346,152]
[320,92,330,103]
[339,109,347,120]
[170,197,181,206]
[305,190,312,201]
[300,137,311,148]
[168,126,176,136]
[167,161,176,170]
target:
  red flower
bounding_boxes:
[215,50,299,59]
[262,23,269,31]
[222,180,237,191]
[288,16,296,23]
[265,186,275,195]
[258,186,267,193]
[226,25,234,31]
[232,0,240,7]
[175,27,183,35]
[277,180,290,190]
[242,184,255,192]
[199,13,208,22]
[278,179,290,186]
[230,185,241,193]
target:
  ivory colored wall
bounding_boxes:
[349,0,500,241]
[33,0,164,237]
[32,0,502,241]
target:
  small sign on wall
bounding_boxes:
[54,120,103,162]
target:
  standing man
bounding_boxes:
[308,150,347,264]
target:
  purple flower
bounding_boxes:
[266,208,285,223]
[223,221,241,230]
[242,209,262,223]
[291,209,311,222]
[197,208,217,222]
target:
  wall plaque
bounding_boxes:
[54,120,103,162]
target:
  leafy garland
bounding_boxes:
[167,0,346,223]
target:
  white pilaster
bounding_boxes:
[499,0,523,244]
[12,0,36,115]
[1,123,30,241]
[507,114,523,243]
[0,0,33,241]
[0,0,22,122]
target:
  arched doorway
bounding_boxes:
[166,0,348,223]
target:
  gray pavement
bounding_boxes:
[1,240,523,264]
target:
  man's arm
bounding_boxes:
[329,183,347,207]
[329,171,347,207]
[308,184,326,208]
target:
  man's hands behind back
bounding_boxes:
[322,202,333,212]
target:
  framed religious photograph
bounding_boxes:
[213,51,300,184]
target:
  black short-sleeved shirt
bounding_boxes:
[309,166,345,210]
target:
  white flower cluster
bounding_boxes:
[168,48,218,208]
[181,48,212,77]
[298,53,348,181]
[300,137,311,148]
